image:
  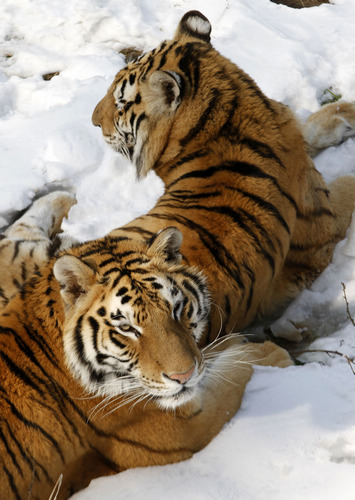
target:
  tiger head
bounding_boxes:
[53,228,210,410]
[92,10,227,178]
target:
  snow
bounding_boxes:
[1,0,355,498]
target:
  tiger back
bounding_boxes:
[93,10,355,343]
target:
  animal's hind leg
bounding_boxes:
[0,191,76,310]
[263,174,355,341]
[259,103,355,339]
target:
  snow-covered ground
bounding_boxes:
[1,0,355,498]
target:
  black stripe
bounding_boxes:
[166,150,208,174]
[1,418,46,481]
[182,279,201,315]
[225,185,291,235]
[99,257,117,268]
[89,316,100,355]
[135,112,146,135]
[0,350,46,397]
[297,207,335,220]
[0,286,9,303]
[109,331,126,350]
[119,78,127,100]
[125,257,149,267]
[130,111,136,128]
[21,321,60,370]
[74,315,86,367]
[121,295,132,305]
[4,396,65,461]
[111,274,123,290]
[0,426,23,475]
[116,287,128,296]
[164,202,276,274]
[21,261,27,282]
[241,137,285,169]
[167,160,297,210]
[143,212,246,294]
[3,465,21,500]
[169,189,222,201]
[237,71,276,115]
[12,240,21,261]
[0,322,60,381]
[180,88,220,147]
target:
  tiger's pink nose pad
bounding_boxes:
[168,365,195,385]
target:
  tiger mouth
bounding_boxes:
[152,384,198,410]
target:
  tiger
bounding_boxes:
[92,10,355,344]
[0,191,292,499]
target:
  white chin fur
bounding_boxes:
[154,385,199,410]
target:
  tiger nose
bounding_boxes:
[166,365,195,385]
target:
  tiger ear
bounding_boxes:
[174,11,212,43]
[53,255,98,308]
[147,227,183,265]
[144,70,182,115]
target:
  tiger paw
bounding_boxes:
[249,341,293,368]
[303,101,355,156]
[5,191,76,240]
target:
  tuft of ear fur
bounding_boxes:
[143,70,181,117]
[174,11,212,43]
[147,227,183,265]
[53,255,97,308]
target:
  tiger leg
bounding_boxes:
[263,174,355,341]
[258,104,355,340]
[0,191,76,310]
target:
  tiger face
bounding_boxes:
[92,11,215,178]
[54,227,210,409]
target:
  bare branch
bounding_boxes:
[291,348,355,375]
[341,282,355,327]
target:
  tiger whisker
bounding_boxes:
[73,375,139,400]
[205,370,241,388]
[128,393,151,414]
[210,301,224,340]
[143,394,156,412]
[87,383,145,422]
[101,390,149,418]
[88,391,137,422]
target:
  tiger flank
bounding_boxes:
[93,10,355,344]
[0,192,292,499]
